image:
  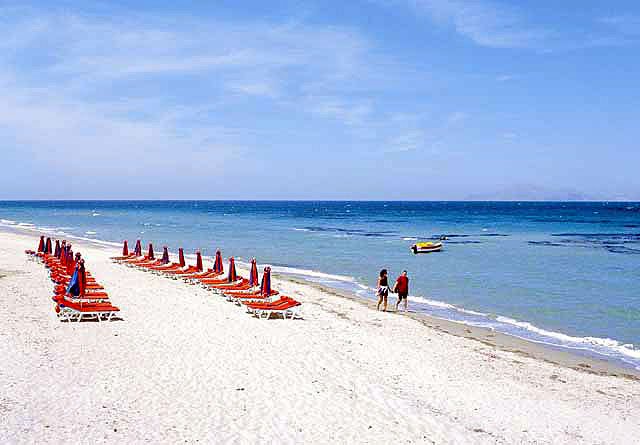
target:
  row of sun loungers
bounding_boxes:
[26,236,121,322]
[111,240,302,320]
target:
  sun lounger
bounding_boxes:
[226,291,278,305]
[244,297,302,320]
[56,297,120,322]
[182,270,223,281]
[162,265,201,277]
[52,293,110,303]
[111,253,136,261]
[206,279,252,292]
[150,263,186,273]
[225,289,279,298]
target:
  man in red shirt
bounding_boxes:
[393,270,409,312]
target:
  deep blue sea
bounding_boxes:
[1,201,639,369]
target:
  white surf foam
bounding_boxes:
[495,316,640,360]
[85,231,97,235]
[267,264,361,286]
[408,295,456,309]
[0,219,16,225]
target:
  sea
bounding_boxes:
[1,200,639,369]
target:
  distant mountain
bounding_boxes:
[465,184,601,201]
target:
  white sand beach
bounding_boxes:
[1,229,639,444]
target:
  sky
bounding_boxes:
[1,0,639,200]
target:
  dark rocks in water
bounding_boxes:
[533,232,640,254]
[528,241,564,247]
[432,233,509,239]
[302,226,397,237]
[605,246,640,255]
[551,233,640,239]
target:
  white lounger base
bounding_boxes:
[249,306,301,320]
[57,308,119,322]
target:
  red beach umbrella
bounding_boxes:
[37,236,45,253]
[249,258,258,287]
[227,257,237,282]
[178,248,185,267]
[196,251,203,272]
[260,267,271,296]
[45,238,52,255]
[64,245,71,267]
[54,240,60,258]
[214,250,223,274]
[66,249,74,275]
[122,240,129,256]
[147,243,154,260]
[78,260,87,297]
[161,246,169,264]
[134,240,142,256]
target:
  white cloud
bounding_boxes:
[307,97,372,126]
[599,16,640,37]
[0,77,237,175]
[381,0,640,51]
[226,80,279,98]
[446,111,468,125]
[385,130,425,153]
[0,9,380,166]
[405,0,551,48]
[0,5,441,196]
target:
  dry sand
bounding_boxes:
[1,229,639,444]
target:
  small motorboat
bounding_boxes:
[411,241,443,254]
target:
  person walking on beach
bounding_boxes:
[376,269,390,311]
[394,270,409,312]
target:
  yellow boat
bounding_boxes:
[411,241,443,254]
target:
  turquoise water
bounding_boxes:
[1,200,639,369]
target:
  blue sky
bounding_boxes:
[2,0,639,199]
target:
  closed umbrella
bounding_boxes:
[161,246,169,264]
[79,260,88,297]
[196,251,203,272]
[214,250,223,274]
[59,241,67,263]
[227,257,237,282]
[66,262,81,296]
[37,236,45,253]
[147,243,154,260]
[122,240,129,256]
[249,258,258,287]
[260,267,271,296]
[66,248,74,275]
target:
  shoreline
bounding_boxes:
[283,275,640,380]
[6,224,639,380]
